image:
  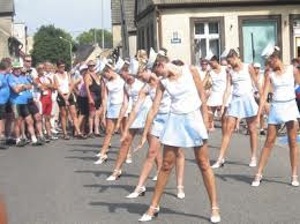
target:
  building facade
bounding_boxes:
[0,0,15,58]
[135,0,300,66]
[111,0,137,57]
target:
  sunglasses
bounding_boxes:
[24,59,32,62]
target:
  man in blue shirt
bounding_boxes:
[8,61,42,147]
[0,60,10,149]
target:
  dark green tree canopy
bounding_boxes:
[31,25,74,69]
[76,28,112,49]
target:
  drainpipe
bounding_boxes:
[155,6,162,50]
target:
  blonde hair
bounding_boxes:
[136,49,148,63]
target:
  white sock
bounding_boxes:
[31,135,37,143]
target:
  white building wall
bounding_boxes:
[159,5,300,65]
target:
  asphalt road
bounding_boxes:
[0,128,299,224]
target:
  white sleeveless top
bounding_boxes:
[160,66,201,114]
[209,66,227,94]
[230,63,253,97]
[105,75,125,105]
[146,85,171,114]
[269,65,295,102]
[125,79,145,104]
[55,72,70,94]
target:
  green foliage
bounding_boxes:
[31,25,74,69]
[76,28,113,49]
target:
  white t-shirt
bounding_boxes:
[105,75,125,105]
[160,66,201,114]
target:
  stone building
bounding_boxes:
[111,0,136,56]
[135,0,300,66]
[0,0,15,58]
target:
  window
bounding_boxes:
[242,20,278,66]
[239,15,281,67]
[194,22,221,62]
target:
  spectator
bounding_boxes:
[8,61,42,146]
[0,60,10,149]
[36,63,58,141]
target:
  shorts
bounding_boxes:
[77,96,89,116]
[12,104,30,119]
[57,93,76,107]
[0,104,5,119]
[27,99,40,115]
[5,102,12,113]
[41,95,52,116]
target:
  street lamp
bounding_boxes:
[59,36,72,69]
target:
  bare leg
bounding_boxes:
[286,121,299,177]
[69,105,82,135]
[60,107,68,136]
[99,119,116,155]
[194,141,220,219]
[175,148,185,198]
[212,116,236,166]
[108,129,137,178]
[134,135,162,190]
[146,146,178,215]
[246,116,258,166]
[255,125,277,175]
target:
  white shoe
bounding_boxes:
[251,174,262,187]
[126,186,146,199]
[249,157,257,167]
[51,128,59,134]
[211,158,225,169]
[106,170,122,181]
[152,175,158,181]
[210,207,221,223]
[177,186,185,199]
[138,206,160,222]
[292,175,300,187]
[94,155,108,165]
[95,153,102,158]
[126,156,133,164]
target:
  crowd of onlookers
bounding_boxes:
[1,53,300,150]
[0,55,107,149]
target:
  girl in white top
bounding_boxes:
[138,54,220,223]
[211,49,260,169]
[94,62,126,165]
[106,57,152,181]
[252,45,300,187]
[53,61,85,140]
[124,58,186,200]
[203,54,228,133]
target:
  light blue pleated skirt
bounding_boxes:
[106,103,122,119]
[130,104,151,129]
[150,113,168,138]
[160,109,208,148]
[268,99,300,125]
[227,94,258,119]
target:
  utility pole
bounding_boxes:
[120,0,129,57]
[102,0,105,49]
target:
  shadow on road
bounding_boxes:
[88,201,210,222]
[75,170,139,179]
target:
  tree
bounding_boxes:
[31,25,74,69]
[76,28,113,49]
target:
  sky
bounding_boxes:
[14,0,112,36]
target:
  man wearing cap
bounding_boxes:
[0,60,10,149]
[8,61,42,146]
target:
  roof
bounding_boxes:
[152,0,298,4]
[75,44,96,62]
[111,0,136,31]
[0,0,14,14]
